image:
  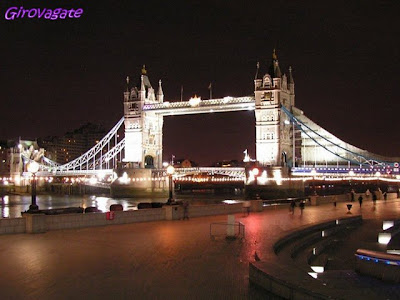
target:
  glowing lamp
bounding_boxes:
[383,221,394,230]
[27,161,39,174]
[166,165,175,203]
[378,233,392,245]
[252,168,259,176]
[311,266,324,273]
[308,272,318,279]
[189,95,201,107]
[167,165,175,175]
[27,161,40,212]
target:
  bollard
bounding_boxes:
[227,214,235,239]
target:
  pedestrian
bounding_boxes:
[299,201,305,214]
[290,199,296,214]
[358,195,363,207]
[372,193,377,205]
[183,200,189,220]
[243,200,251,216]
[365,189,371,200]
[350,189,355,202]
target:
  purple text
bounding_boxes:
[5,6,84,20]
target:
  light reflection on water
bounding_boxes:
[0,194,244,218]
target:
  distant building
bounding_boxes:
[213,160,243,168]
[0,141,9,176]
[173,158,198,168]
[38,123,106,164]
[0,139,44,179]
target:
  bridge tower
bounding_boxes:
[254,50,295,167]
[123,66,164,168]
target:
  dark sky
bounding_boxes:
[1,0,399,166]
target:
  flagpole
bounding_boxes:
[180,85,183,102]
[208,82,212,99]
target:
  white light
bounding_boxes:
[89,177,98,185]
[273,169,282,185]
[284,120,290,125]
[223,96,233,103]
[96,170,107,180]
[162,162,169,168]
[223,200,240,204]
[189,96,201,107]
[311,266,324,273]
[383,221,394,230]
[378,233,392,245]
[375,171,381,177]
[349,170,355,176]
[119,172,129,184]
[252,168,259,176]
[308,272,318,279]
[167,165,175,175]
[27,161,40,174]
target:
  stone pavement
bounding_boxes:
[0,199,399,299]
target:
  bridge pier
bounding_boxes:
[244,166,305,200]
[110,168,169,198]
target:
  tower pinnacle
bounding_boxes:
[141,65,147,75]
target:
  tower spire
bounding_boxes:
[157,79,164,102]
[126,76,130,92]
[255,61,260,80]
[268,49,282,78]
[288,66,294,84]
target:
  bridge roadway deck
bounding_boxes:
[0,199,399,299]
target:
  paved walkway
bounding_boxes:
[0,199,399,299]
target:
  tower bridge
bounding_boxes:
[13,51,400,197]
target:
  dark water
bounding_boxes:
[0,194,245,218]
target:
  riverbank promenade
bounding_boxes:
[0,199,399,299]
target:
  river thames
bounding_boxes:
[0,194,245,218]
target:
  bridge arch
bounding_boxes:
[144,155,154,168]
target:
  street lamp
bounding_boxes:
[27,161,40,212]
[252,167,259,186]
[252,167,259,199]
[310,168,317,195]
[166,165,175,204]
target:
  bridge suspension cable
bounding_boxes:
[31,117,126,175]
[281,105,395,167]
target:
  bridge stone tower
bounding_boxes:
[254,50,295,167]
[123,66,164,168]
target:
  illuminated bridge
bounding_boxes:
[14,52,400,191]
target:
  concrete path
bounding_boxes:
[0,199,399,299]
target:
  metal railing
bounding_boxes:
[210,221,245,240]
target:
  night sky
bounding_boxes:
[1,1,399,166]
